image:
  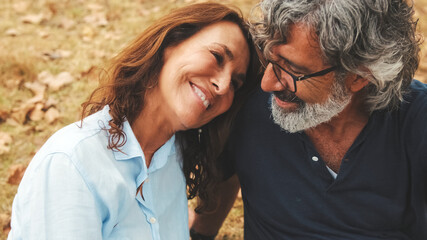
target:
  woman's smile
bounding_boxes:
[153,21,250,130]
[190,82,211,109]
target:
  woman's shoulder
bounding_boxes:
[24,107,113,183]
[39,110,110,158]
[20,106,132,208]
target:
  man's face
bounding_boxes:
[260,23,352,132]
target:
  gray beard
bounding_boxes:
[270,81,352,133]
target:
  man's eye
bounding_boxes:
[211,51,224,65]
[288,67,304,76]
[279,63,303,76]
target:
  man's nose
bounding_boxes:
[261,63,286,92]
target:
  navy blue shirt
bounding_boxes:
[224,80,427,239]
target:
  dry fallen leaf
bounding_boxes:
[49,72,74,91]
[7,164,27,185]
[12,1,29,13]
[10,95,44,124]
[38,71,74,91]
[59,17,76,30]
[45,107,60,124]
[104,31,122,40]
[42,49,72,60]
[80,65,101,82]
[0,132,12,155]
[56,49,72,58]
[21,13,46,25]
[24,81,46,98]
[39,31,49,38]
[83,12,108,27]
[37,70,53,84]
[152,6,161,13]
[0,213,11,235]
[140,6,162,16]
[92,49,108,59]
[81,25,95,42]
[5,118,20,127]
[4,78,23,89]
[0,109,9,122]
[44,97,58,109]
[87,3,105,12]
[10,108,31,125]
[139,8,151,16]
[5,28,19,37]
[47,2,58,16]
[29,103,44,121]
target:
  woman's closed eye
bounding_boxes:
[210,50,224,66]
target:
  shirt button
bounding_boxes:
[145,178,149,183]
[312,156,319,162]
[149,217,157,224]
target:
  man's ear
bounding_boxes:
[346,74,369,93]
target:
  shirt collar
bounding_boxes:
[148,134,176,173]
[113,119,145,161]
[104,106,176,172]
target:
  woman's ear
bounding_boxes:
[346,74,370,93]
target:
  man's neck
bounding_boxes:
[304,94,370,173]
[306,92,369,136]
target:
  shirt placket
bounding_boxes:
[298,133,335,188]
[135,169,161,240]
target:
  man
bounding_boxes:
[190,0,426,239]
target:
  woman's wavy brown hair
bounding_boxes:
[81,2,260,212]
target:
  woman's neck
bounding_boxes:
[131,97,176,167]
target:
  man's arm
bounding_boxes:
[189,174,240,238]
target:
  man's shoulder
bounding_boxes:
[399,80,427,116]
[404,79,427,104]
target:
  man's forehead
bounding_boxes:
[271,23,326,72]
[285,23,320,49]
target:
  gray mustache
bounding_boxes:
[273,91,303,104]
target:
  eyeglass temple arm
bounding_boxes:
[297,66,337,81]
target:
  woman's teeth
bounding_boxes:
[192,84,210,108]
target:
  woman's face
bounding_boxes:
[155,21,250,130]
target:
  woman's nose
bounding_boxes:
[261,63,286,92]
[211,74,232,95]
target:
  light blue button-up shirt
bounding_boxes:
[8,105,189,240]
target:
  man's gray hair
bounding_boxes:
[250,0,421,111]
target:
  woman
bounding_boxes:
[8,3,259,240]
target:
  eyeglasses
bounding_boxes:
[270,61,337,93]
[256,45,337,93]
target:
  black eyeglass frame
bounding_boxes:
[270,61,337,93]
[255,44,337,93]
